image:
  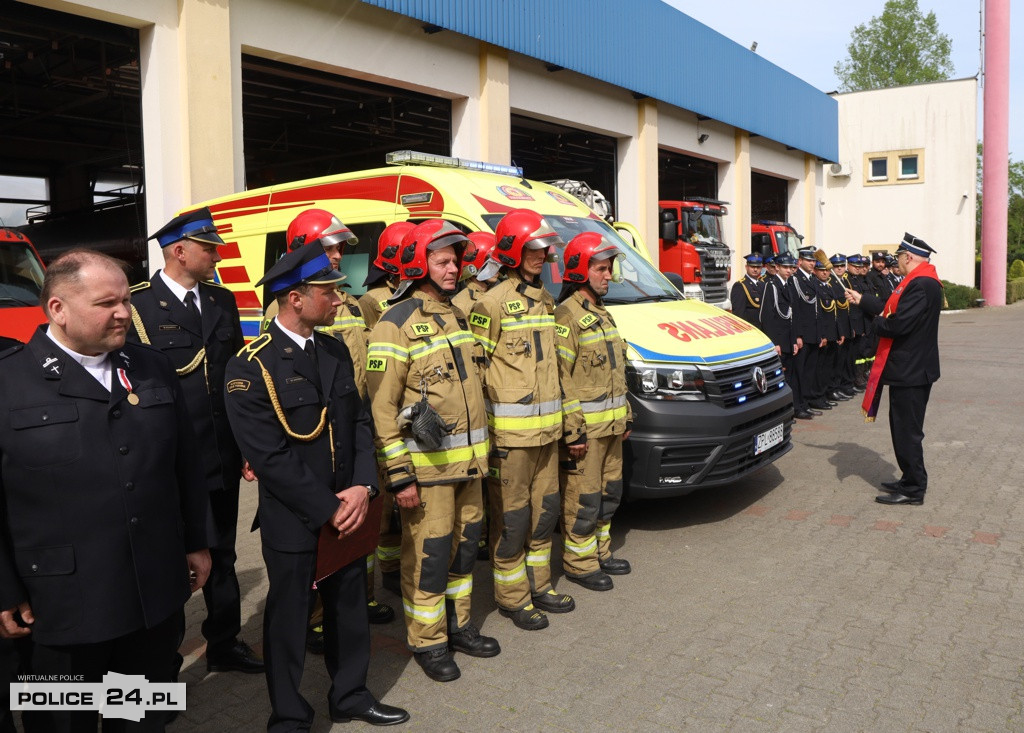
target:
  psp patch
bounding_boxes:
[578,313,599,329]
[367,356,387,372]
[503,299,526,315]
[469,312,491,330]
[408,322,435,338]
[554,324,571,339]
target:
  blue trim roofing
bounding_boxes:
[361,0,838,161]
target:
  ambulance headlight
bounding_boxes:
[626,362,707,401]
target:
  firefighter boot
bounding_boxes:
[565,570,613,592]
[448,620,501,658]
[415,647,461,683]
[498,604,549,631]
[600,557,632,575]
[531,588,576,613]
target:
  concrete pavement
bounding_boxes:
[173,301,1024,732]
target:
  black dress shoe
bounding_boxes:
[808,400,832,410]
[807,408,823,416]
[449,623,501,657]
[880,480,904,493]
[794,409,814,420]
[206,639,265,674]
[531,589,575,613]
[565,571,613,591]
[826,399,838,406]
[414,647,461,682]
[875,492,923,506]
[331,702,410,725]
[829,391,851,401]
[599,557,631,575]
[367,600,395,624]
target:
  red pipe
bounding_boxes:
[981,0,1010,306]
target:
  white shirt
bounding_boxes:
[158,270,201,314]
[274,318,315,353]
[45,327,111,391]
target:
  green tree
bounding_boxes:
[976,144,1024,266]
[834,0,954,92]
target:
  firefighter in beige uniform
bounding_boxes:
[470,210,587,631]
[366,219,500,683]
[554,233,632,591]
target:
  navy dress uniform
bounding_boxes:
[789,247,824,411]
[730,254,765,325]
[759,252,806,418]
[127,208,258,672]
[0,326,209,727]
[224,243,408,730]
[826,255,854,399]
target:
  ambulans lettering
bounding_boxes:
[658,316,755,343]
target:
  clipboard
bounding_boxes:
[314,495,384,584]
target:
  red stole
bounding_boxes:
[862,262,941,422]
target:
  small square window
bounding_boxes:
[899,155,919,178]
[869,158,888,180]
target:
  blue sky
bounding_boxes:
[668,0,1022,160]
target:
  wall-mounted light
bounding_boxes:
[697,133,710,145]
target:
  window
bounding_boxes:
[869,158,888,181]
[899,155,919,179]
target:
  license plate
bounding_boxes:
[754,423,784,456]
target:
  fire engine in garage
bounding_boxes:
[750,220,804,260]
[0,228,46,343]
[186,151,793,498]
[657,199,733,308]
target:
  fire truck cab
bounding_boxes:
[658,198,732,308]
[0,228,47,343]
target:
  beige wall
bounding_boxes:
[822,78,978,285]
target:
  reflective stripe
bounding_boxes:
[403,598,445,623]
[405,427,489,454]
[445,576,473,599]
[487,398,563,417]
[499,315,555,331]
[557,345,577,363]
[409,439,490,469]
[487,411,563,432]
[595,524,611,541]
[562,399,581,414]
[525,549,550,567]
[377,545,401,562]
[564,536,597,557]
[327,316,366,331]
[366,554,376,571]
[381,440,410,460]
[492,562,527,585]
[581,395,627,414]
[368,343,410,362]
[579,329,618,346]
[474,333,497,355]
[583,405,628,426]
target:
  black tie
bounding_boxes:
[183,291,201,329]
[304,339,319,373]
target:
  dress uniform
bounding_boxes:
[790,247,826,412]
[846,255,872,390]
[470,210,585,630]
[730,254,765,325]
[759,252,807,418]
[826,255,854,400]
[0,251,209,732]
[812,258,843,406]
[554,233,632,591]
[366,220,499,683]
[128,208,262,674]
[852,234,943,506]
[224,243,408,731]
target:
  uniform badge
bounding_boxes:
[41,355,61,375]
[367,356,387,372]
[469,312,490,330]
[117,368,139,405]
[578,313,599,329]
[554,324,570,339]
[227,379,251,393]
[503,299,526,315]
[159,300,169,308]
[409,322,435,338]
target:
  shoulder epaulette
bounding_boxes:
[380,297,421,328]
[0,343,24,360]
[130,281,151,293]
[203,279,229,289]
[238,333,271,361]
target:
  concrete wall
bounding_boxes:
[822,78,978,285]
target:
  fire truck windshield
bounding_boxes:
[0,241,44,307]
[481,214,680,304]
[774,230,803,258]
[683,210,723,244]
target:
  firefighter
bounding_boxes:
[554,232,632,591]
[357,221,412,596]
[469,209,586,631]
[762,254,779,280]
[846,255,872,390]
[730,254,765,326]
[791,246,829,413]
[831,253,860,397]
[759,251,808,418]
[359,221,413,330]
[365,219,499,683]
[812,255,844,405]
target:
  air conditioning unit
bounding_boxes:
[829,162,852,177]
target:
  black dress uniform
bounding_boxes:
[127,272,246,653]
[813,265,841,402]
[790,256,822,409]
[859,235,943,502]
[730,255,765,326]
[224,243,404,731]
[826,265,852,397]
[759,267,803,416]
[0,328,208,719]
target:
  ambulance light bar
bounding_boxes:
[386,150,523,178]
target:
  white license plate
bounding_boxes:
[753,423,784,456]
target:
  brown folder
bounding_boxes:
[315,496,384,585]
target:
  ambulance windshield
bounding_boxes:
[481,214,681,304]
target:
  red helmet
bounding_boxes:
[491,209,564,269]
[375,221,415,275]
[286,208,357,252]
[462,232,497,278]
[390,220,469,299]
[562,232,621,283]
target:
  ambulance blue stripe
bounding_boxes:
[628,341,775,365]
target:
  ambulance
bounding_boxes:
[188,151,793,498]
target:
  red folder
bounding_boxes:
[315,496,384,584]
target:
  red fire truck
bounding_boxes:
[0,228,47,343]
[658,198,732,307]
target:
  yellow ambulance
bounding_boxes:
[189,151,793,498]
